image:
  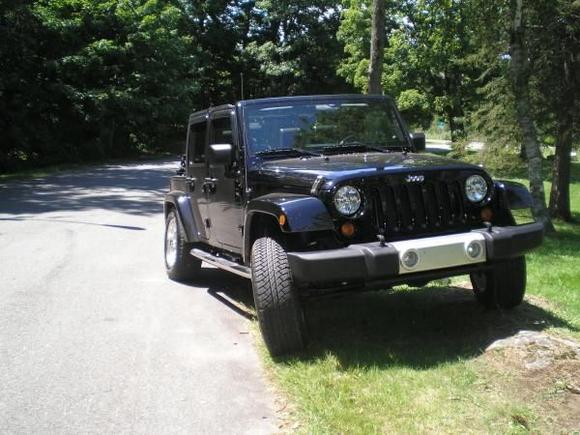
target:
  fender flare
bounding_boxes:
[495,180,533,210]
[164,191,201,243]
[243,193,335,262]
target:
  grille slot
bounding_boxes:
[373,179,466,237]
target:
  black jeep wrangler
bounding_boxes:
[164,94,544,356]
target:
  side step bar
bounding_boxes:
[190,248,252,279]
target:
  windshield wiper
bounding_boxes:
[255,148,320,158]
[322,143,390,155]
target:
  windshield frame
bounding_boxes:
[239,95,412,161]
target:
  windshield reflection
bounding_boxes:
[244,99,407,158]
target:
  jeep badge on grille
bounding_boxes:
[405,174,425,183]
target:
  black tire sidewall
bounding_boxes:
[471,256,526,309]
[250,237,306,356]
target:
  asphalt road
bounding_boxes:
[0,159,277,434]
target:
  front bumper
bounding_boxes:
[287,223,544,286]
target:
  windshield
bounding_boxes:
[243,98,408,157]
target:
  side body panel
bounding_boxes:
[243,193,335,262]
[205,108,244,253]
[245,193,334,233]
[164,191,202,243]
[495,180,534,210]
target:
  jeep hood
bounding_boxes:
[249,152,483,192]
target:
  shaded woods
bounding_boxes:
[1,0,578,220]
[0,0,350,170]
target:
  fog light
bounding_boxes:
[401,249,419,269]
[340,221,355,237]
[466,241,482,259]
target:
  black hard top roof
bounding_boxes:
[237,93,393,107]
[189,94,393,120]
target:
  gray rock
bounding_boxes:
[486,330,580,370]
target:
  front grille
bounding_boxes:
[370,180,467,237]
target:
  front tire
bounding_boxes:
[470,256,527,309]
[164,209,201,281]
[251,237,307,356]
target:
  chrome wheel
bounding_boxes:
[165,214,178,268]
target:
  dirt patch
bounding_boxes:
[484,330,580,432]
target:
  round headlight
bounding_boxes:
[333,185,362,216]
[465,175,488,203]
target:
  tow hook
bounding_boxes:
[377,234,387,247]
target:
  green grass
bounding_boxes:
[262,163,580,434]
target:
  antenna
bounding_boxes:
[240,72,244,100]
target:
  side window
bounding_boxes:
[210,116,233,145]
[188,121,206,164]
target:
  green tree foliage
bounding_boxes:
[1,0,199,168]
[470,0,579,222]
[0,0,350,170]
[240,0,351,98]
[397,89,430,129]
[337,0,481,139]
[339,0,578,224]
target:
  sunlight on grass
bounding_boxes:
[263,163,580,433]
[261,283,561,433]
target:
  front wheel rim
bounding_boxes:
[165,216,178,268]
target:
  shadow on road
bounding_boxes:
[197,271,576,368]
[0,217,147,230]
[0,159,177,216]
[192,268,256,320]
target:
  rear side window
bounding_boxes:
[188,121,206,164]
[210,116,233,145]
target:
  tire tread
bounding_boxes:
[471,256,526,309]
[251,237,306,356]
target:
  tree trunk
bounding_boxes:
[444,71,466,142]
[368,0,385,94]
[509,0,554,231]
[447,107,466,143]
[446,111,457,142]
[549,42,576,221]
[549,120,573,221]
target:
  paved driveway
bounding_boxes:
[0,159,276,434]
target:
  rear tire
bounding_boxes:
[251,237,307,356]
[470,256,526,309]
[164,209,201,281]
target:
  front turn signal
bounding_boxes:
[340,221,356,237]
[278,214,287,226]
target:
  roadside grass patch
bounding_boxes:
[261,163,580,433]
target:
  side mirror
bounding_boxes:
[176,154,186,175]
[208,143,233,165]
[410,132,426,152]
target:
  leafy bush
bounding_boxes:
[397,89,432,130]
